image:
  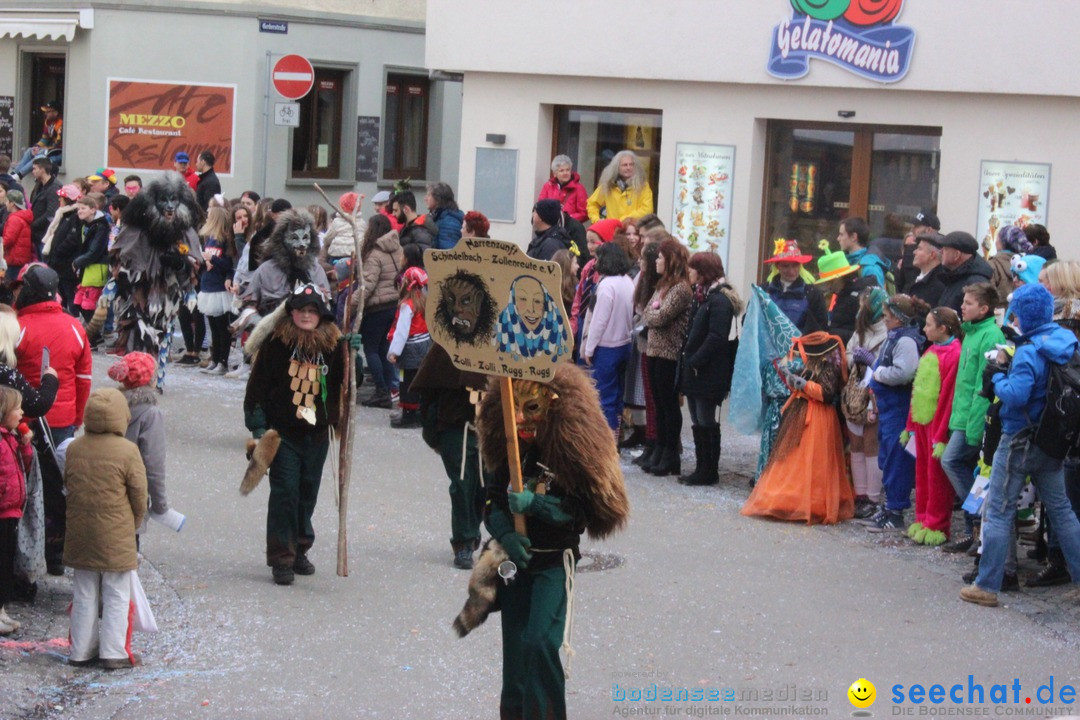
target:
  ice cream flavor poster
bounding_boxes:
[672,142,735,268]
[975,160,1050,259]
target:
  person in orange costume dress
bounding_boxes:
[742,331,854,525]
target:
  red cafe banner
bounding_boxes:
[106,79,236,174]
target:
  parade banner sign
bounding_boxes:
[767,0,916,83]
[425,239,572,384]
[106,79,236,174]
[975,160,1051,259]
[671,142,735,269]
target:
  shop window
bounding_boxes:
[382,73,429,180]
[552,106,662,215]
[291,68,346,179]
[761,121,940,277]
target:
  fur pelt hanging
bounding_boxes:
[477,364,630,541]
[241,430,281,495]
[452,538,509,637]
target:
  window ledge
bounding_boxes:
[286,178,355,187]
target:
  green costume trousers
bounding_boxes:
[436,427,484,546]
[266,433,328,567]
[498,562,570,720]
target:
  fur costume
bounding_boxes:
[452,364,629,637]
[112,171,204,353]
[240,210,329,315]
[477,364,629,541]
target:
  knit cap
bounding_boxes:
[998,225,1033,255]
[339,192,359,216]
[588,218,622,244]
[1009,283,1054,334]
[107,352,157,389]
[534,199,563,227]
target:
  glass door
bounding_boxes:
[761,121,941,279]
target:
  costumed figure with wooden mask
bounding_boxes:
[452,364,629,720]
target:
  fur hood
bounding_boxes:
[245,300,341,357]
[122,385,158,409]
[718,282,744,317]
[476,364,629,540]
[267,209,321,283]
[121,171,203,246]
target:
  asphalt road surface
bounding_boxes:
[2,357,1079,719]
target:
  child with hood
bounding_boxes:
[108,352,182,535]
[64,388,147,668]
[962,284,1080,607]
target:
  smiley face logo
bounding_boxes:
[848,678,876,709]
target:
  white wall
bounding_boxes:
[428,0,1080,98]
[452,73,1080,296]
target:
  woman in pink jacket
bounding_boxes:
[537,155,588,223]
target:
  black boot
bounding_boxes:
[648,445,681,477]
[619,425,646,450]
[637,441,661,471]
[678,426,706,485]
[1027,548,1072,587]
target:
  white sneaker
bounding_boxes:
[225,364,251,380]
[0,606,18,631]
[200,362,220,374]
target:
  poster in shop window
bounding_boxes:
[671,142,735,268]
[975,160,1050,260]
[106,79,236,175]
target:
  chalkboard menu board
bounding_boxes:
[355,116,380,182]
[474,147,518,222]
[0,97,14,159]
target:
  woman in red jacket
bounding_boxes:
[3,190,35,284]
[537,155,588,223]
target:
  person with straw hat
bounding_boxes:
[762,239,828,333]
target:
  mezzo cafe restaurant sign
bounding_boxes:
[767,0,916,83]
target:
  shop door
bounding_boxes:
[761,121,940,277]
[26,53,66,149]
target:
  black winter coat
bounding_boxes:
[906,264,946,309]
[526,225,572,261]
[46,212,82,265]
[72,216,110,271]
[30,176,61,245]
[828,273,878,345]
[938,255,993,313]
[680,284,736,400]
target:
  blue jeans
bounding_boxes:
[942,431,981,531]
[875,384,913,512]
[13,146,61,176]
[976,433,1080,592]
[589,343,631,432]
[359,306,399,393]
[1047,460,1080,552]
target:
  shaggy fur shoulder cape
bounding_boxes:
[476,363,629,540]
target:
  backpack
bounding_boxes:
[1032,348,1080,460]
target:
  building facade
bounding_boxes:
[427,0,1078,290]
[0,0,460,206]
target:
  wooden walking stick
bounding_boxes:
[498,376,528,535]
[313,183,365,576]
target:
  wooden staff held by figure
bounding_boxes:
[499,376,528,536]
[313,183,365,577]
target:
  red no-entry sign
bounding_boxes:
[272,54,314,100]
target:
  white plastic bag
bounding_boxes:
[130,570,158,633]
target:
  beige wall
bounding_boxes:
[452,72,1079,295]
[428,1,1080,98]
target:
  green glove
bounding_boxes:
[345,333,363,350]
[932,442,947,459]
[507,489,534,515]
[485,503,515,539]
[527,494,574,526]
[245,406,267,438]
[498,532,532,569]
[899,430,910,446]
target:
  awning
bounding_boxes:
[0,9,93,43]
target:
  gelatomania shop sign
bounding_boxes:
[767,0,916,83]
